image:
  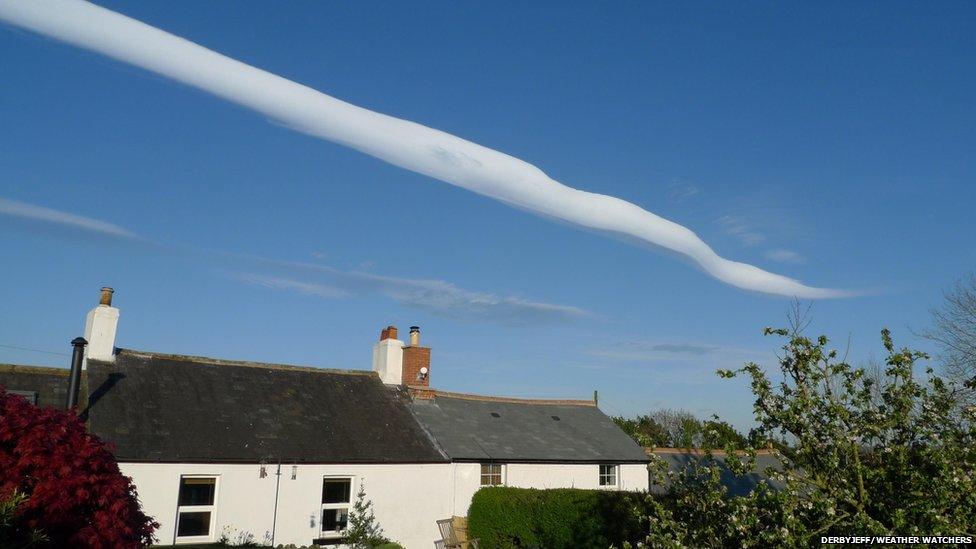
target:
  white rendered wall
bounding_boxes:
[449,462,649,517]
[122,461,648,548]
[121,462,454,549]
[506,463,648,492]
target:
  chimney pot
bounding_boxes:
[409,325,420,346]
[380,325,398,341]
[99,287,114,306]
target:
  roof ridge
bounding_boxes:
[648,447,778,456]
[0,363,70,376]
[420,387,596,406]
[114,348,376,377]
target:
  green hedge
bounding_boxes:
[467,487,646,549]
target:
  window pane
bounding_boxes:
[177,511,211,537]
[480,464,503,486]
[322,478,351,504]
[178,477,216,506]
[322,508,349,532]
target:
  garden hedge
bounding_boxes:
[466,487,646,549]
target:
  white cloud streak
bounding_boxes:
[0,196,138,239]
[667,180,700,203]
[0,195,584,323]
[235,273,350,299]
[0,0,849,298]
[235,269,589,324]
[765,249,805,264]
[716,215,765,247]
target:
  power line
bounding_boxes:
[0,343,70,357]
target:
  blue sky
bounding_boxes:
[1,1,974,430]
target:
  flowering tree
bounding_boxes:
[0,388,158,548]
[641,327,976,547]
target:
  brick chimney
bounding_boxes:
[372,325,404,384]
[402,326,431,387]
[371,324,432,386]
[83,287,119,369]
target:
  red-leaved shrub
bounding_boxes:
[0,387,158,548]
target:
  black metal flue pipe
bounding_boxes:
[66,337,87,409]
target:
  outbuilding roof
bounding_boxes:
[408,391,649,463]
[82,349,449,464]
[0,363,69,407]
[648,448,783,496]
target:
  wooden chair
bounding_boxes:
[435,517,480,549]
[436,518,459,548]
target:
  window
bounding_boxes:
[175,476,217,540]
[480,463,504,486]
[599,464,617,487]
[321,477,353,537]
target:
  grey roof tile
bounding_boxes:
[409,393,649,462]
[83,349,447,463]
[0,364,69,408]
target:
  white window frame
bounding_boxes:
[174,475,219,544]
[599,464,618,487]
[320,476,355,539]
[480,463,505,486]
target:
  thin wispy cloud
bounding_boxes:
[715,215,764,247]
[234,267,589,325]
[765,249,805,264]
[0,197,138,239]
[583,339,774,364]
[0,0,849,299]
[0,196,583,324]
[235,273,350,299]
[586,342,719,362]
[667,180,700,203]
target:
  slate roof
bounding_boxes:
[408,391,649,463]
[81,349,448,463]
[648,449,783,496]
[0,364,70,408]
[0,351,647,465]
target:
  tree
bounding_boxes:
[0,388,158,548]
[0,491,45,549]
[640,326,976,547]
[611,415,668,447]
[922,273,976,405]
[344,482,390,549]
[615,410,746,449]
[699,418,747,449]
[650,409,703,448]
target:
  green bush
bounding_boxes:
[467,487,645,549]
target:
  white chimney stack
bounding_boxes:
[372,325,403,384]
[83,287,119,369]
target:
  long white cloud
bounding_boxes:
[0,196,138,239]
[0,0,848,298]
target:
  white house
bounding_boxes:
[0,289,649,548]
